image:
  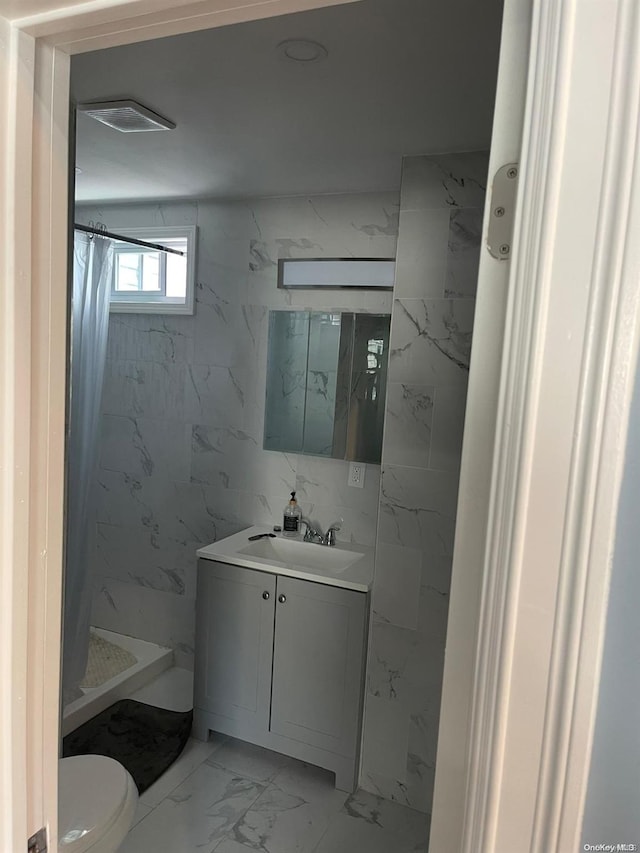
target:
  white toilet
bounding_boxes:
[59,755,138,853]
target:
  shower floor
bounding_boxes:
[62,628,173,737]
[80,630,138,688]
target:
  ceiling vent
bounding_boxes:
[77,100,176,133]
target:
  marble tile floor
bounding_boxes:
[120,735,430,853]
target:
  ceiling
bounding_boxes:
[71,0,504,203]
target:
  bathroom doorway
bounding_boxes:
[61,1,516,849]
[23,1,636,852]
[5,0,639,848]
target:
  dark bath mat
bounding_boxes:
[62,699,193,794]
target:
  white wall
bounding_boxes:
[76,190,397,668]
[580,357,640,847]
[360,151,488,815]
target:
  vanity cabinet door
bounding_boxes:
[195,559,276,739]
[270,575,368,758]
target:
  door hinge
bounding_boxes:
[28,827,48,853]
[487,162,519,259]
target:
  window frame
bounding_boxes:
[109,225,197,315]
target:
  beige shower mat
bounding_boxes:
[80,631,137,688]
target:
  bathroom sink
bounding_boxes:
[198,526,374,591]
[238,536,364,573]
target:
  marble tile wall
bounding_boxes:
[76,191,398,669]
[359,152,489,814]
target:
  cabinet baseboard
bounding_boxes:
[192,706,360,793]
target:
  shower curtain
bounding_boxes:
[62,230,114,705]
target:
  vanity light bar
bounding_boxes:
[278,258,395,290]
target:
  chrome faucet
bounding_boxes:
[301,519,341,546]
[302,520,324,544]
[322,523,341,547]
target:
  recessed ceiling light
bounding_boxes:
[277,39,328,63]
[77,100,176,133]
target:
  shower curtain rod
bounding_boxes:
[74,223,186,257]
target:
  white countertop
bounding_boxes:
[197,526,374,593]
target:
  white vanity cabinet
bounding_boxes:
[193,557,370,792]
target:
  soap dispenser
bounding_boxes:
[283,491,302,537]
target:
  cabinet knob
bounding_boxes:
[278,594,287,604]
[262,591,270,600]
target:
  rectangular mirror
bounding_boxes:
[264,310,391,463]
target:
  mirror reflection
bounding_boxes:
[264,310,391,463]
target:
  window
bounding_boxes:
[110,226,196,314]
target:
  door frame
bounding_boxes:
[1,0,639,851]
[434,1,640,850]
